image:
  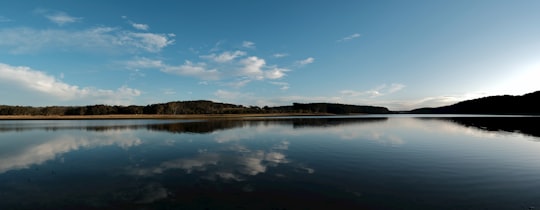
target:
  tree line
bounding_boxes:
[0,101,260,115]
[410,91,540,114]
[0,100,391,116]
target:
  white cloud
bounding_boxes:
[0,27,174,54]
[125,57,165,69]
[239,56,288,80]
[125,32,175,52]
[0,62,141,105]
[242,41,255,48]
[239,56,266,80]
[200,51,246,63]
[126,48,288,85]
[338,33,361,42]
[264,67,288,79]
[297,57,315,66]
[45,12,82,26]
[273,53,288,58]
[162,60,220,80]
[131,22,149,31]
[122,16,150,31]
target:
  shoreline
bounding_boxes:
[0,113,329,120]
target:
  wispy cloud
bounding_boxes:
[296,57,315,66]
[44,11,82,26]
[131,22,149,31]
[0,62,140,105]
[337,33,361,42]
[387,83,406,93]
[227,79,251,88]
[126,57,220,80]
[200,51,246,63]
[125,57,165,69]
[273,53,288,58]
[126,54,290,82]
[163,61,220,80]
[400,92,489,110]
[242,41,255,49]
[0,27,174,54]
[162,88,176,95]
[0,16,12,22]
[340,83,405,98]
[121,16,150,31]
[406,96,461,109]
[269,81,290,90]
[127,32,174,52]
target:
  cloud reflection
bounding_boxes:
[0,131,141,174]
[134,183,169,204]
[128,153,220,176]
[128,140,302,182]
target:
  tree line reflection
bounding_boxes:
[431,117,540,138]
[0,117,388,133]
[1,116,539,138]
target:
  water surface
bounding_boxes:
[1,116,539,209]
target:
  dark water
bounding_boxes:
[1,116,540,209]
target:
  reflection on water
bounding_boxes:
[1,116,540,209]
[0,130,141,174]
[0,117,387,133]
[441,117,540,138]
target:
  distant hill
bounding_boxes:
[0,101,390,116]
[288,103,390,114]
[410,91,540,114]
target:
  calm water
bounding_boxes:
[1,116,540,209]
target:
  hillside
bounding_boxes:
[410,91,540,114]
[289,103,389,114]
[0,101,390,116]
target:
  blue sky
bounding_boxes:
[1,0,539,110]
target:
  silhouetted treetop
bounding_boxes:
[410,91,540,114]
[0,100,390,116]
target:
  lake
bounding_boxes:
[1,115,540,209]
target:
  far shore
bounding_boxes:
[0,113,331,120]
